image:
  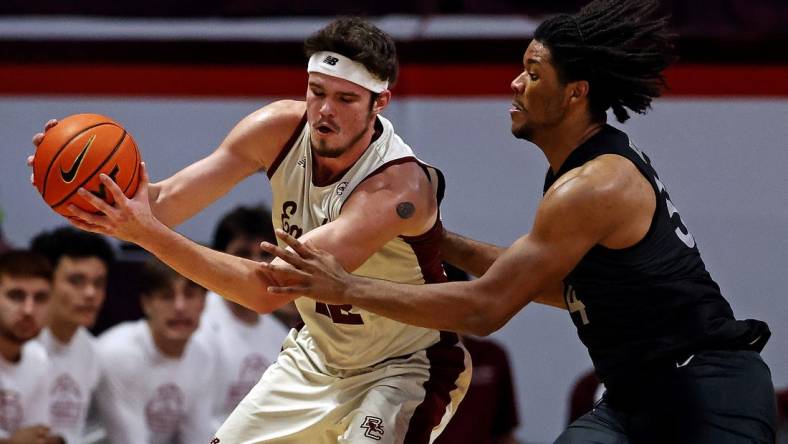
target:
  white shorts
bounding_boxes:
[213,329,471,444]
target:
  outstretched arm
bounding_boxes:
[441,229,565,309]
[264,226,572,335]
[68,163,293,313]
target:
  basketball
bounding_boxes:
[33,113,141,217]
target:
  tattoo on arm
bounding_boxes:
[396,202,415,219]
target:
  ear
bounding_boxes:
[139,294,152,317]
[372,90,392,114]
[567,80,590,102]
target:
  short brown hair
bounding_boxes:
[304,17,399,87]
[137,258,204,298]
[0,250,53,282]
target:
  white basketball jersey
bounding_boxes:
[268,114,448,370]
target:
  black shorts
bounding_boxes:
[555,350,776,444]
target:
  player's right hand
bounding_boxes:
[28,119,59,184]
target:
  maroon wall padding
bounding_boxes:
[2,63,788,97]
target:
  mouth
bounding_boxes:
[166,319,193,329]
[314,122,337,135]
[14,319,39,335]
[510,101,525,113]
[75,305,99,314]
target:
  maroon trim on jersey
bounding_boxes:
[401,218,447,284]
[404,332,466,444]
[266,112,307,179]
[366,156,419,181]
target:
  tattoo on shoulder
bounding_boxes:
[396,202,415,219]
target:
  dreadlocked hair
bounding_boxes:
[534,0,677,123]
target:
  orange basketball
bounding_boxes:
[33,113,141,217]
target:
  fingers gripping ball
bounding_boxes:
[33,114,141,217]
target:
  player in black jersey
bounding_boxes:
[260,0,777,442]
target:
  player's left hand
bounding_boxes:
[259,229,355,305]
[66,162,162,246]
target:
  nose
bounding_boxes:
[84,284,98,299]
[22,295,36,315]
[511,73,525,95]
[319,99,334,117]
[174,293,186,311]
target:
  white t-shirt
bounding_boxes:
[37,327,101,444]
[94,320,215,444]
[196,292,290,430]
[0,341,50,438]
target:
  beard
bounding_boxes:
[512,121,535,141]
[511,102,567,142]
[311,108,375,159]
[312,125,370,159]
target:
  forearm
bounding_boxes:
[443,230,565,309]
[441,230,505,277]
[148,178,232,228]
[344,277,504,335]
[138,222,288,313]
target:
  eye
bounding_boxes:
[312,90,325,97]
[340,97,354,103]
[34,291,50,303]
[183,285,206,300]
[68,274,87,287]
[158,290,175,302]
[6,289,25,302]
[528,72,539,81]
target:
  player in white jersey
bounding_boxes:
[196,205,292,430]
[0,251,63,443]
[31,227,114,444]
[94,259,213,444]
[33,17,470,443]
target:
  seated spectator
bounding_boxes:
[94,258,213,443]
[0,250,63,443]
[31,227,114,444]
[197,204,291,429]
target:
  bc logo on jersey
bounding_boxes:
[360,416,384,440]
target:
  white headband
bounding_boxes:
[307,51,389,93]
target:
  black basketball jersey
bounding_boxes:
[543,124,770,384]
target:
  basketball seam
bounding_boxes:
[122,140,141,195]
[51,130,128,210]
[40,121,117,197]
